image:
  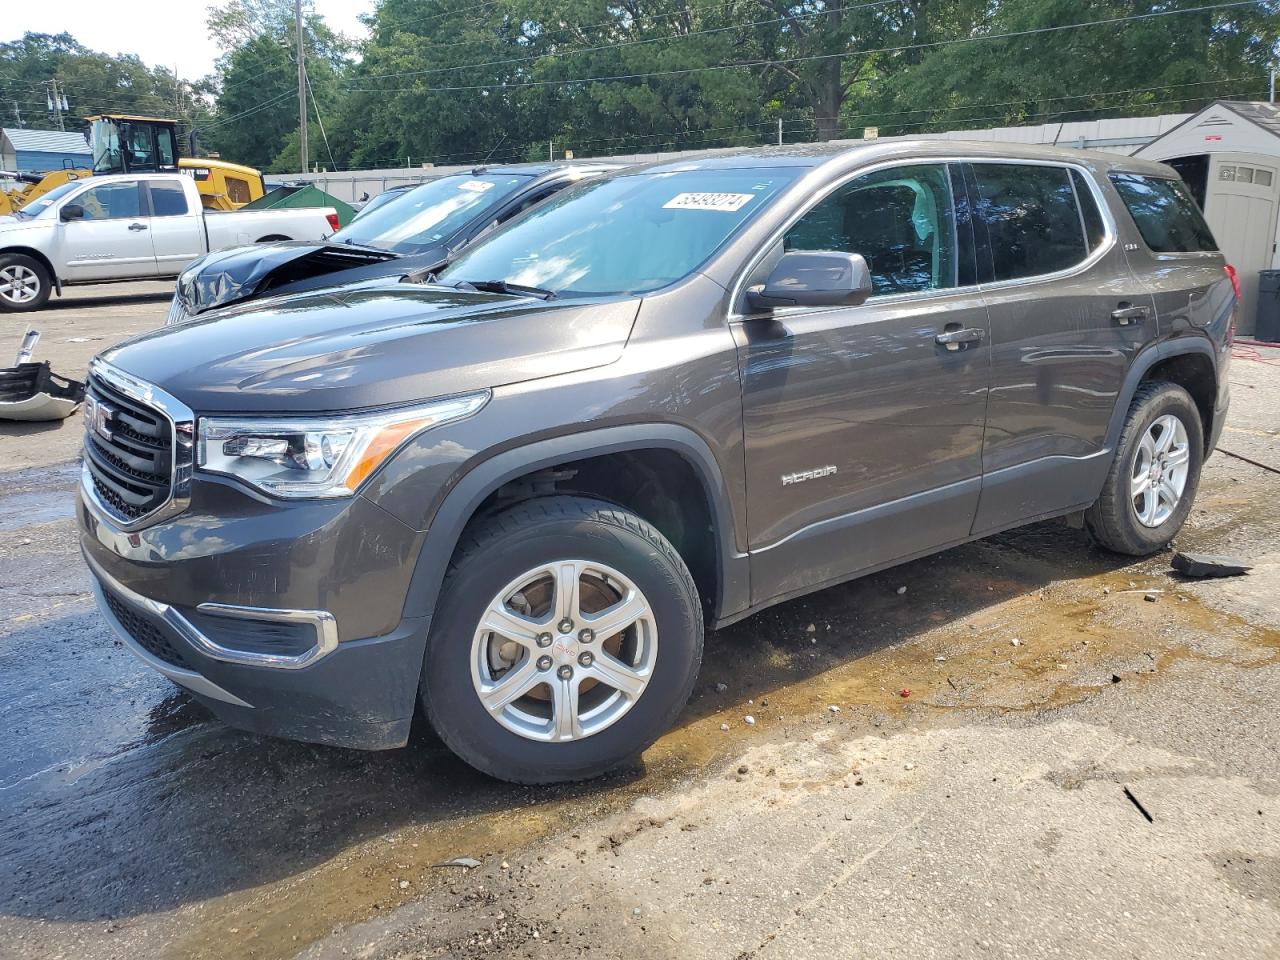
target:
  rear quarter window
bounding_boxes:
[1109,174,1218,253]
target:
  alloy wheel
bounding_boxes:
[0,265,41,306]
[1130,414,1190,528]
[469,560,657,742]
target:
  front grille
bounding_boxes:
[83,373,173,524]
[102,585,190,669]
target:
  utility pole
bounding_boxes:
[1271,66,1277,104]
[295,0,309,174]
[548,140,553,162]
[777,117,783,146]
[45,79,65,131]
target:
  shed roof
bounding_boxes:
[2,127,91,155]
[1220,100,1280,140]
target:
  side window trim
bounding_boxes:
[730,159,974,318]
[968,159,1117,290]
[958,162,996,285]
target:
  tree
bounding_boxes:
[854,0,1280,137]
[0,32,214,138]
[201,0,352,172]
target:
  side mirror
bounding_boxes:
[746,251,873,311]
[60,204,85,222]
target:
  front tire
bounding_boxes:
[0,254,51,312]
[1086,382,1203,555]
[420,496,703,784]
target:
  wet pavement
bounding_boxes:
[1,290,1278,959]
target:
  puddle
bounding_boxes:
[4,456,1276,960]
[170,536,1280,960]
[0,489,76,530]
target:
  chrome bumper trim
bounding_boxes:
[84,549,339,674]
[88,567,253,709]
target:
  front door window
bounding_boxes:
[784,164,958,297]
[76,182,143,220]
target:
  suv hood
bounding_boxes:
[179,240,403,314]
[103,283,641,413]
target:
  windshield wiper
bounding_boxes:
[451,279,556,301]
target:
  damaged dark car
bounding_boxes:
[165,161,623,324]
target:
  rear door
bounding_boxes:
[146,179,206,276]
[966,160,1154,535]
[734,161,992,604]
[60,180,158,281]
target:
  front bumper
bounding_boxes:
[79,475,431,750]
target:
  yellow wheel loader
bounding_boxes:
[0,115,266,216]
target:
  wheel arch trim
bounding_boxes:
[0,246,56,289]
[1105,336,1218,453]
[399,424,751,626]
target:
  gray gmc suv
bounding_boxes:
[78,141,1234,783]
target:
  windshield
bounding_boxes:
[15,181,83,219]
[90,120,121,174]
[333,173,530,254]
[437,168,800,296]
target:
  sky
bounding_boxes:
[4,0,375,80]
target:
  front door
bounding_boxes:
[61,180,157,281]
[734,162,991,606]
[966,161,1153,535]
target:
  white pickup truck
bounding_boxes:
[0,173,338,312]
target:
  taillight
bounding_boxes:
[1224,264,1241,343]
[326,212,340,233]
[1225,264,1242,301]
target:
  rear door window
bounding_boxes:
[1109,174,1218,253]
[149,181,189,216]
[970,163,1088,281]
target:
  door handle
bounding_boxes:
[935,326,985,351]
[1111,304,1149,325]
[127,222,148,232]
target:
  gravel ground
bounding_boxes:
[1,286,1278,960]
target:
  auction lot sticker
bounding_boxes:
[663,192,756,212]
[459,180,496,192]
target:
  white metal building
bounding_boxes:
[0,127,91,174]
[1135,101,1280,334]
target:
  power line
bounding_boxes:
[306,70,336,171]
[335,77,1268,169]
[349,0,900,84]
[347,0,1273,93]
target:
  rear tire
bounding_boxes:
[1086,382,1203,555]
[0,254,51,313]
[420,496,703,784]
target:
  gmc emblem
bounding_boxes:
[83,395,117,442]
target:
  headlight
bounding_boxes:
[197,392,488,498]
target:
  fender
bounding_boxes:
[1103,334,1218,453]
[400,423,751,627]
